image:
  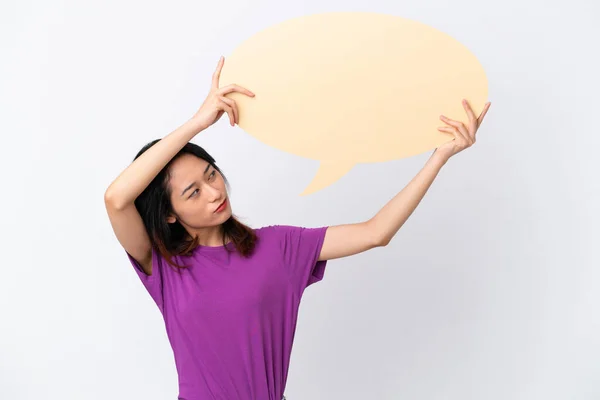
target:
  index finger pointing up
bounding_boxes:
[477,102,492,126]
[462,99,477,124]
[212,56,225,89]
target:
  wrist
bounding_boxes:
[431,150,450,166]
[188,116,210,132]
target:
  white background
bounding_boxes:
[1,0,599,399]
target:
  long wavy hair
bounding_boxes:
[132,139,258,270]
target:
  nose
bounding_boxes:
[205,185,221,202]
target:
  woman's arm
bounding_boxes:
[317,151,447,261]
[104,56,254,209]
[367,151,448,245]
[104,118,207,209]
[318,99,491,261]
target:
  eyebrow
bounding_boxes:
[181,164,212,197]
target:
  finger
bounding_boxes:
[477,102,492,126]
[437,126,463,143]
[218,102,235,126]
[220,96,238,125]
[440,115,471,140]
[218,84,255,97]
[225,105,235,126]
[462,99,477,125]
[220,97,238,124]
[211,56,224,89]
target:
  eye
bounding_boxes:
[190,188,199,198]
[210,171,216,179]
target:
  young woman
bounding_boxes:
[104,56,491,400]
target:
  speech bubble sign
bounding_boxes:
[219,12,489,195]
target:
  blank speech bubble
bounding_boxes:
[219,12,489,196]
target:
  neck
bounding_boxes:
[193,225,229,247]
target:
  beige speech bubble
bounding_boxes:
[219,12,489,195]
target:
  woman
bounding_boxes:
[104,56,491,400]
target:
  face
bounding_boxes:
[165,154,231,240]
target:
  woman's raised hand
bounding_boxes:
[434,99,492,161]
[192,56,255,128]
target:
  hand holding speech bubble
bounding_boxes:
[218,12,489,195]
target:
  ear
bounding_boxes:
[166,214,177,224]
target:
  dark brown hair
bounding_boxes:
[132,139,258,270]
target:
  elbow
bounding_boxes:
[366,219,390,247]
[104,189,115,205]
[373,230,390,247]
[376,236,390,247]
[104,189,125,210]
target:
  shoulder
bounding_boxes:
[256,224,296,237]
[254,224,283,241]
[253,225,296,247]
[257,224,326,233]
[255,224,328,244]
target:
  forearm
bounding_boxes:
[369,151,449,245]
[104,117,208,209]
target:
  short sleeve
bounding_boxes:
[125,246,165,312]
[276,225,329,294]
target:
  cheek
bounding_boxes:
[178,201,208,220]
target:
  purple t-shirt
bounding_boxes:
[126,224,329,400]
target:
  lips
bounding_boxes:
[215,198,227,213]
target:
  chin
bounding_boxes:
[219,208,232,220]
